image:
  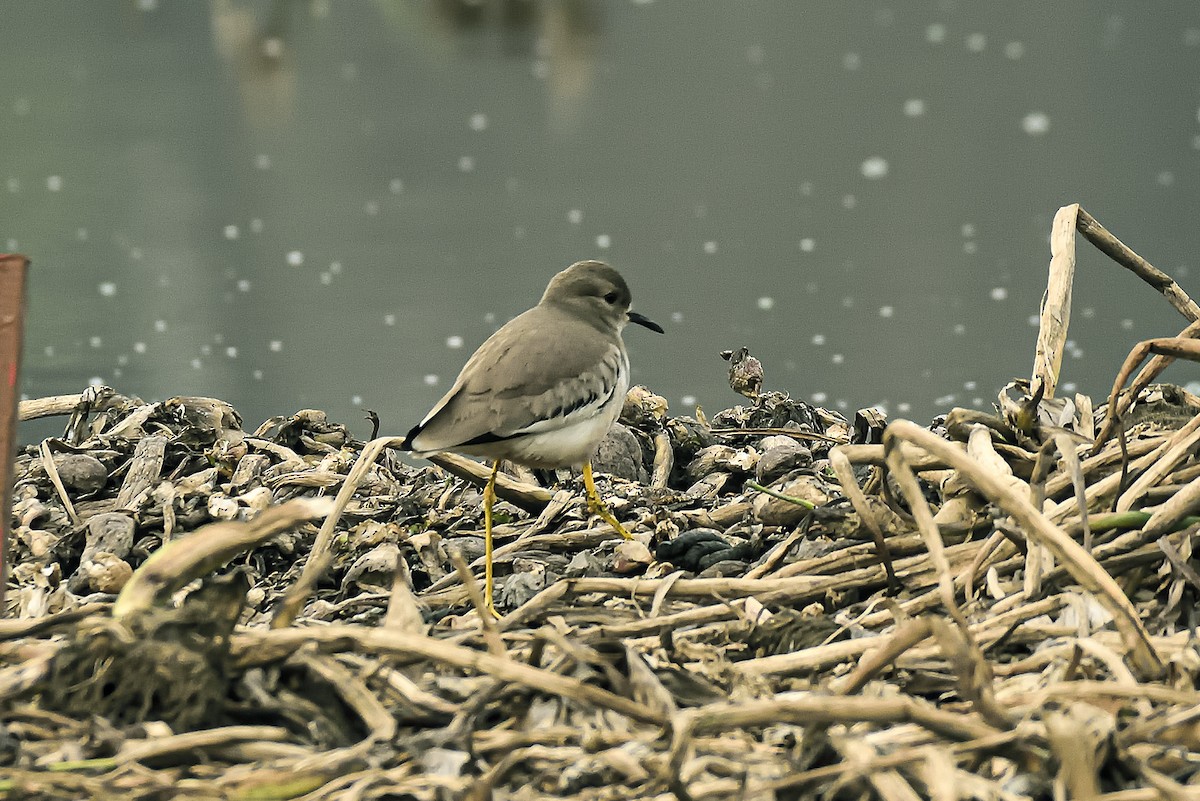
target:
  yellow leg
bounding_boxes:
[582,461,632,540]
[482,460,501,619]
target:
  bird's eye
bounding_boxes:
[603,291,619,305]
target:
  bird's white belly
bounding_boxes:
[481,400,622,468]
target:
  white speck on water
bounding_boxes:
[903,98,925,117]
[223,225,239,240]
[43,345,54,357]
[861,156,889,180]
[423,374,439,386]
[253,369,264,380]
[531,60,549,80]
[747,44,765,65]
[1005,41,1025,59]
[254,154,272,170]
[1061,382,1077,393]
[666,312,683,325]
[237,279,251,292]
[811,334,826,345]
[953,323,967,335]
[130,247,143,261]
[799,238,815,252]
[1081,306,1096,318]
[596,234,612,249]
[963,241,978,254]
[1022,112,1050,135]
[389,178,404,194]
[350,394,363,406]
[841,296,855,308]
[6,178,19,193]
[1120,318,1134,330]
[457,156,475,172]
[89,336,102,349]
[269,340,282,352]
[567,209,583,225]
[191,358,202,370]
[934,393,958,406]
[320,272,332,285]
[1027,314,1040,326]
[1157,171,1175,187]
[261,37,283,59]
[225,347,238,358]
[6,239,17,251]
[926,23,947,44]
[811,392,828,404]
[201,344,213,356]
[133,342,146,354]
[964,380,977,391]
[484,312,496,324]
[681,394,697,407]
[990,287,1008,301]
[154,319,167,333]
[469,112,489,131]
[46,175,63,192]
[757,296,775,311]
[340,62,358,81]
[965,33,987,52]
[116,355,129,367]
[1191,134,1200,149]
[446,335,464,349]
[364,200,379,215]
[286,250,304,266]
[250,218,264,234]
[842,52,861,70]
[831,353,845,364]
[98,282,116,297]
[88,376,104,386]
[879,305,895,318]
[842,194,857,209]
[703,241,718,254]
[513,227,526,240]
[897,402,911,414]
[76,228,88,241]
[961,223,976,238]
[329,261,343,275]
[13,98,30,116]
[1186,28,1200,46]
[136,0,156,10]
[799,181,813,196]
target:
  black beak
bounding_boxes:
[628,310,664,334]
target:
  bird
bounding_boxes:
[402,260,663,617]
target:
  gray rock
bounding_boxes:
[592,423,648,482]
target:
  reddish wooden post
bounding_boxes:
[0,254,31,616]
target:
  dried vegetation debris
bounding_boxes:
[3,377,1199,800]
[5,205,1200,798]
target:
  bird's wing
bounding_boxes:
[404,307,627,452]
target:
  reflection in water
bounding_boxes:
[422,0,603,131]
[210,0,298,131]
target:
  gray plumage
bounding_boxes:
[403,260,662,469]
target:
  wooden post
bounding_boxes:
[0,254,31,616]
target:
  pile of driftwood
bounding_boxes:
[3,205,1200,800]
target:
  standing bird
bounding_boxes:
[402,260,663,617]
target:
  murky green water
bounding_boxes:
[6,1,1200,441]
